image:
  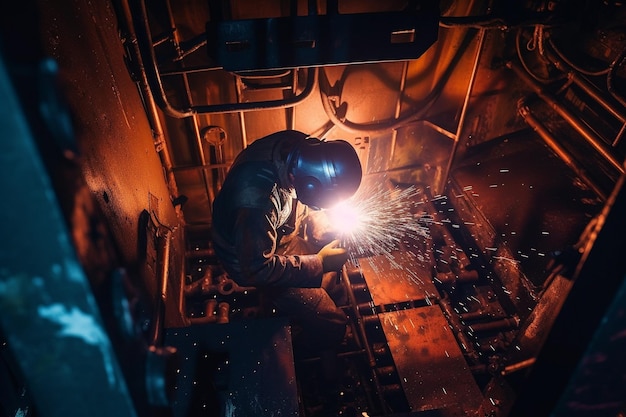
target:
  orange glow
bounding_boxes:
[326,200,367,236]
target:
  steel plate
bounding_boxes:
[358,251,438,305]
[379,306,482,415]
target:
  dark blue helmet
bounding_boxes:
[287,138,362,209]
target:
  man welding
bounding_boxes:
[211,129,362,408]
[211,130,362,359]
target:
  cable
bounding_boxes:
[606,45,626,108]
[547,37,610,77]
[318,27,478,134]
[318,67,428,135]
[515,26,566,84]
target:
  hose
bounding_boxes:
[318,28,477,134]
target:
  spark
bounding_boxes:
[325,183,432,260]
[493,256,520,264]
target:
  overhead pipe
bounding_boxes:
[388,60,410,164]
[606,47,626,148]
[518,99,608,200]
[124,0,317,213]
[195,68,317,114]
[441,28,487,194]
[118,0,179,199]
[318,27,479,135]
[507,61,625,175]
[468,316,520,333]
[614,123,626,148]
[544,42,626,148]
[126,0,193,118]
[126,0,318,117]
[162,0,216,208]
[550,57,626,125]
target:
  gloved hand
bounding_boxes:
[317,239,348,272]
[305,209,336,246]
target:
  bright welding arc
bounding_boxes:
[325,183,433,260]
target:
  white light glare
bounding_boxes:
[327,201,368,235]
[323,183,432,259]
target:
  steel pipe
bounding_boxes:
[518,100,608,199]
[184,273,238,296]
[118,0,180,198]
[438,293,481,362]
[502,358,536,375]
[126,0,317,117]
[545,44,626,148]
[468,316,520,333]
[508,61,625,174]
[189,299,218,324]
[442,27,487,194]
[460,309,502,322]
[545,44,626,125]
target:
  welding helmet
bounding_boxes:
[287,138,362,209]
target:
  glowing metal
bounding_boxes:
[325,183,433,261]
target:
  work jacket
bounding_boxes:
[211,130,324,288]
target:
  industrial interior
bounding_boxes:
[1,0,626,416]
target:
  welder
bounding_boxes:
[211,129,362,357]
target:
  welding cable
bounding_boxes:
[547,36,611,77]
[319,67,423,134]
[515,26,567,84]
[318,28,476,134]
[439,10,559,30]
[606,45,626,108]
[439,15,507,30]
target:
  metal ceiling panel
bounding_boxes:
[206,8,439,71]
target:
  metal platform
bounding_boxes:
[357,251,438,306]
[379,307,483,415]
[358,250,482,415]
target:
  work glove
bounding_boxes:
[317,239,348,272]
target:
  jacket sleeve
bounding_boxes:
[233,206,324,288]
